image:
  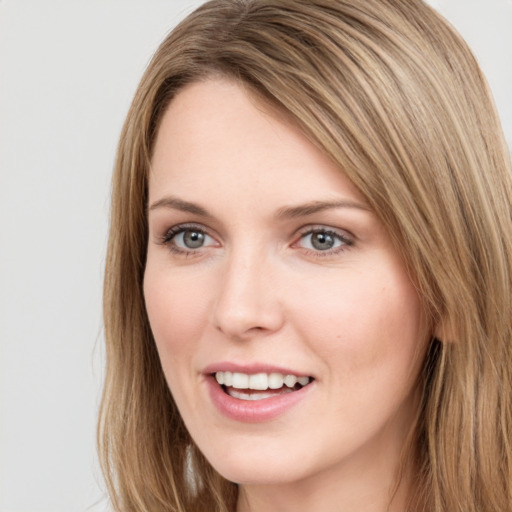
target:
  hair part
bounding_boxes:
[99,1,512,510]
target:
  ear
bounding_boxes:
[434,317,457,343]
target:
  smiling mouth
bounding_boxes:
[214,371,313,401]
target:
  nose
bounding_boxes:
[212,248,285,340]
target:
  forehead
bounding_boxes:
[149,78,367,210]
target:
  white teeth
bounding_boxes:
[297,376,309,386]
[223,371,233,387]
[248,373,268,390]
[228,387,293,401]
[232,372,249,389]
[284,375,297,387]
[214,371,311,391]
[268,372,284,389]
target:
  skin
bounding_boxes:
[144,78,430,512]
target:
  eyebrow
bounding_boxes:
[147,196,370,219]
[275,199,371,219]
[147,196,212,217]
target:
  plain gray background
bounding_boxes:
[1,1,511,511]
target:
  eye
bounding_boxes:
[161,224,218,253]
[176,229,208,249]
[296,228,352,254]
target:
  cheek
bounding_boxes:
[288,266,425,384]
[143,267,212,376]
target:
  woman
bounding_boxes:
[98,1,512,511]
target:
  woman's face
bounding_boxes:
[144,78,428,494]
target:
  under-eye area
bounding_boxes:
[213,372,314,401]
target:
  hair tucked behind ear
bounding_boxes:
[99,1,512,510]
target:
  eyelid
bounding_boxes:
[294,224,354,242]
[292,225,354,255]
[156,222,354,258]
[158,222,220,254]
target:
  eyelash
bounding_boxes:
[158,224,354,258]
[159,223,214,257]
[294,227,353,257]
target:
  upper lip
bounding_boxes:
[202,362,312,377]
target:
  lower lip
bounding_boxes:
[205,376,313,423]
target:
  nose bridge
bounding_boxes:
[212,242,283,338]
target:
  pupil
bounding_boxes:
[312,232,334,250]
[184,230,204,249]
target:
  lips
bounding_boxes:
[203,363,314,422]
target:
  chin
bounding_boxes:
[195,433,321,487]
[213,459,306,487]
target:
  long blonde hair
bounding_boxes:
[99,1,512,510]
